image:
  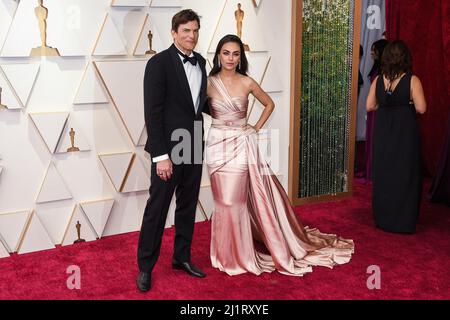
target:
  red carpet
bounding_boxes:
[0,181,448,300]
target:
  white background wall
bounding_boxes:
[0,0,292,255]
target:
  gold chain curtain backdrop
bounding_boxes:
[289,0,362,205]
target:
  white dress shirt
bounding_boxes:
[152,43,203,163]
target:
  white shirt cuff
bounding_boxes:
[152,154,169,163]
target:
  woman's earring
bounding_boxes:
[218,60,221,68]
[238,61,241,70]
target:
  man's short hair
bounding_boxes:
[172,9,201,32]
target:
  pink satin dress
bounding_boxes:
[206,75,354,276]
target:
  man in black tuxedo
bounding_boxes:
[136,9,209,292]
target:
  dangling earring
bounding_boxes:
[238,61,241,70]
[218,60,221,68]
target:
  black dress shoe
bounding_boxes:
[172,261,206,278]
[136,272,151,292]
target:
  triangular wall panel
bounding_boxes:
[133,14,164,56]
[61,206,98,246]
[55,116,91,154]
[98,152,134,192]
[0,71,21,109]
[80,199,115,238]
[144,8,180,53]
[73,62,109,105]
[95,60,146,145]
[92,13,127,56]
[36,205,74,246]
[36,162,73,204]
[0,240,9,258]
[0,0,18,53]
[247,53,270,85]
[208,0,268,53]
[137,126,147,147]
[1,1,104,57]
[0,210,31,253]
[29,112,69,154]
[141,153,151,174]
[261,57,283,93]
[121,154,149,193]
[17,211,55,255]
[1,63,40,107]
[109,10,148,55]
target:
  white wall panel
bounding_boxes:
[0,0,291,255]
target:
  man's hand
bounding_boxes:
[156,159,173,181]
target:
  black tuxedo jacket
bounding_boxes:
[143,44,210,160]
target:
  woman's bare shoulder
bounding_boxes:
[239,74,257,89]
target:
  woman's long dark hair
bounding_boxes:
[381,40,413,81]
[368,39,389,78]
[209,34,248,76]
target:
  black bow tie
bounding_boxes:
[176,48,197,66]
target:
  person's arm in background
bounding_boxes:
[411,75,427,114]
[366,75,379,112]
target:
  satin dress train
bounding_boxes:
[206,75,354,276]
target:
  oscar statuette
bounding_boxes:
[73,220,86,244]
[145,30,156,55]
[30,0,60,56]
[67,128,80,152]
[235,3,250,51]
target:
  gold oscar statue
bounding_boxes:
[235,3,250,51]
[30,0,60,56]
[67,128,80,152]
[145,30,156,55]
[74,220,86,244]
[0,87,7,109]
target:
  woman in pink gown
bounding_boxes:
[206,35,354,276]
